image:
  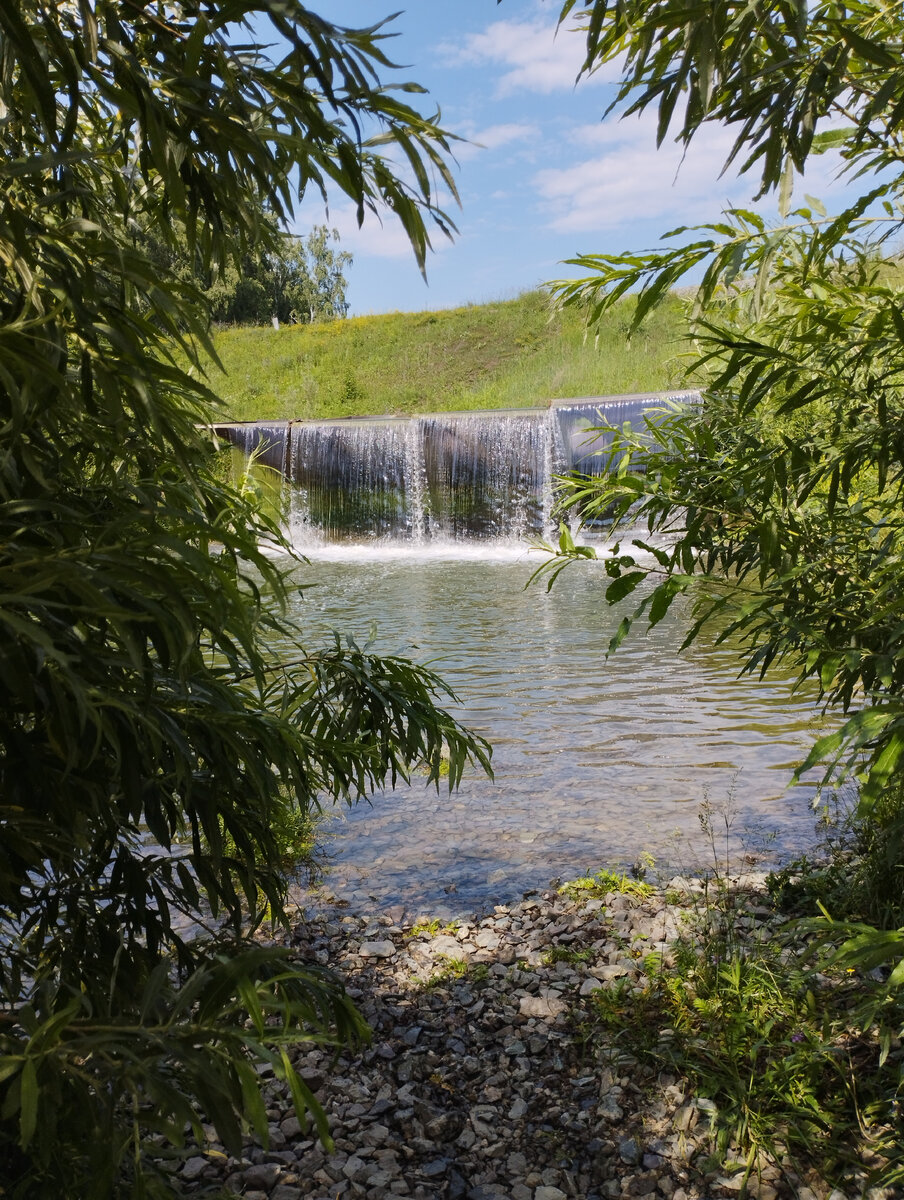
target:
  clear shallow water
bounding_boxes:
[286,547,830,918]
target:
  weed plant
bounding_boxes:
[408,918,459,938]
[559,867,654,902]
[424,957,488,989]
[580,798,904,1194]
[768,783,904,931]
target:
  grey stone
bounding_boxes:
[747,1186,779,1200]
[518,993,567,1020]
[715,1176,746,1192]
[343,1154,368,1181]
[618,1138,641,1165]
[424,934,465,958]
[243,1162,281,1190]
[628,1174,659,1196]
[535,1189,568,1200]
[591,963,631,981]
[360,941,396,958]
[506,1150,528,1175]
[672,1104,696,1132]
[421,1158,448,1178]
[475,930,501,950]
[424,1110,464,1141]
[180,1156,208,1181]
[597,1098,624,1121]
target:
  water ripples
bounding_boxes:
[286,555,833,916]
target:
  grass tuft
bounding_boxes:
[559,867,654,901]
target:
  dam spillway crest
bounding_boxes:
[215,393,698,545]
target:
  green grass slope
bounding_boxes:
[202,289,692,422]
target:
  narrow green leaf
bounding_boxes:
[19,1059,38,1148]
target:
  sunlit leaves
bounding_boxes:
[558,1,904,195]
[0,3,486,1195]
[541,3,904,810]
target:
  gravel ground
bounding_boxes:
[174,879,894,1200]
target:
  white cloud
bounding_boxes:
[305,201,454,261]
[440,17,617,96]
[534,113,852,235]
[455,122,541,161]
[534,119,747,234]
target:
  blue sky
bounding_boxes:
[293,2,853,315]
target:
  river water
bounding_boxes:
[282,543,832,919]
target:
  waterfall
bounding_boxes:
[215,392,698,545]
[225,421,289,474]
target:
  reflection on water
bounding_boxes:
[284,548,831,917]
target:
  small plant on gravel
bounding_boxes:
[584,892,904,1193]
[542,946,595,966]
[409,919,445,938]
[424,956,470,987]
[559,868,653,901]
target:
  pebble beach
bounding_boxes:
[169,876,891,1200]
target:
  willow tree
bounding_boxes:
[546,2,904,814]
[0,4,489,1196]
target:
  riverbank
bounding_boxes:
[174,875,901,1200]
[202,290,689,422]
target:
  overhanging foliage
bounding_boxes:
[0,4,489,1195]
[544,1,904,807]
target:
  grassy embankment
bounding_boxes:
[200,288,692,421]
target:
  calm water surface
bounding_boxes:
[284,546,830,918]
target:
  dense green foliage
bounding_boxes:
[547,1,904,817]
[0,4,489,1196]
[142,222,352,326]
[204,288,690,420]
[537,2,904,1168]
[588,876,904,1188]
[203,225,352,326]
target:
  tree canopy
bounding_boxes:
[153,223,354,325]
[0,4,488,1196]
[544,1,904,809]
[205,224,352,325]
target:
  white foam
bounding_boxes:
[285,538,537,564]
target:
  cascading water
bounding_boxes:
[216,392,697,546]
[226,420,289,474]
